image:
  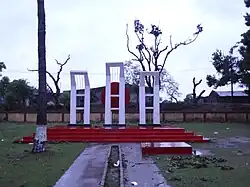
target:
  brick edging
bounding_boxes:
[100,145,112,187]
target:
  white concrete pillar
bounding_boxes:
[139,72,146,125]
[153,73,160,124]
[105,62,126,126]
[84,73,90,125]
[105,64,112,125]
[70,72,76,125]
[139,71,160,125]
[119,64,125,125]
[70,70,90,126]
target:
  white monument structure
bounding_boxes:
[105,62,125,125]
[139,71,160,125]
[70,70,90,125]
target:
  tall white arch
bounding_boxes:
[105,62,125,125]
[139,71,160,125]
[70,70,90,125]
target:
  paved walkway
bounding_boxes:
[54,143,110,187]
[121,143,170,187]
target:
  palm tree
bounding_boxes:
[32,0,47,153]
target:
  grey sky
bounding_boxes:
[0,0,248,100]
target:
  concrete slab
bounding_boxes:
[141,142,193,155]
[121,143,170,187]
[142,142,191,148]
[54,143,110,187]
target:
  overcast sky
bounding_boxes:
[0,0,248,100]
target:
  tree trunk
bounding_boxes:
[32,0,47,153]
[230,80,234,103]
[55,90,61,108]
[248,84,250,103]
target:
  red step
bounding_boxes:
[47,127,185,133]
[15,126,210,144]
[141,142,193,155]
[45,137,206,142]
[15,137,209,143]
[46,132,195,136]
[47,135,203,140]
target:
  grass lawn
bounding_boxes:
[152,122,250,187]
[0,122,87,187]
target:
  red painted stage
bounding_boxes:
[14,125,209,155]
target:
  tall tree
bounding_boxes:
[3,79,36,110]
[126,20,203,88]
[28,55,70,107]
[206,49,240,101]
[238,0,250,97]
[0,62,6,77]
[124,61,181,102]
[0,76,10,97]
[32,0,47,153]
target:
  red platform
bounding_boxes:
[14,125,210,145]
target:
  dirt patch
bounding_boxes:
[104,145,120,187]
[213,136,250,149]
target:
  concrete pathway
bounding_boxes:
[54,143,110,187]
[121,143,170,187]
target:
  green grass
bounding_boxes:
[152,122,250,187]
[0,122,87,187]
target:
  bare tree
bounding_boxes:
[192,77,205,103]
[126,20,203,87]
[28,55,70,107]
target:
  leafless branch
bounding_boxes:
[160,34,199,73]
[28,55,70,105]
[192,77,205,103]
[135,32,152,65]
[28,68,57,85]
[126,25,140,61]
[55,54,70,83]
[193,77,202,86]
[158,45,168,58]
[156,36,162,50]
[46,83,54,93]
[197,90,205,99]
[141,50,151,71]
[126,24,146,71]
[169,35,173,49]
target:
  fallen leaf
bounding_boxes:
[131,181,138,186]
[113,160,120,167]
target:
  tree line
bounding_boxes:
[205,1,250,102]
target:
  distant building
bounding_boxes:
[198,90,249,104]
